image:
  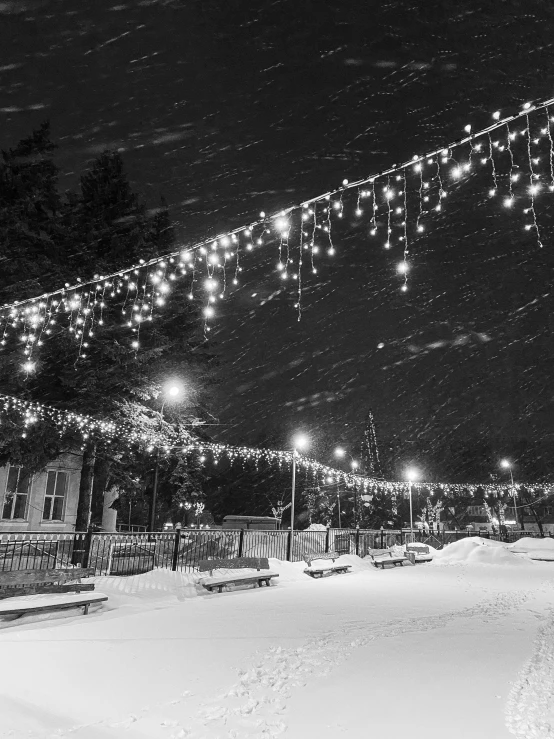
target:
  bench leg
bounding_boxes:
[83,603,89,615]
[218,585,224,593]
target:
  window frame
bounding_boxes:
[2,465,32,521]
[42,469,70,522]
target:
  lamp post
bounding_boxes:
[334,447,360,526]
[405,467,419,540]
[150,381,184,531]
[288,434,309,560]
[500,459,519,530]
[325,475,341,528]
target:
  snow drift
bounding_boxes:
[433,537,533,566]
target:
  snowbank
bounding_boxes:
[89,555,377,604]
[507,537,554,560]
[433,537,533,566]
[508,536,554,551]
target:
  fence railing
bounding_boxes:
[0,528,551,574]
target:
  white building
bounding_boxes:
[0,453,82,533]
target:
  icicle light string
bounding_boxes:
[1,392,553,498]
[2,96,554,365]
[185,442,554,499]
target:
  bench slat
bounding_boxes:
[406,545,430,554]
[198,558,269,572]
[200,571,278,585]
[0,583,95,599]
[303,551,341,566]
[0,568,95,585]
[201,573,278,593]
[0,593,108,616]
[304,565,351,578]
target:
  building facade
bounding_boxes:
[0,453,82,533]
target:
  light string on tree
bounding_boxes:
[0,393,189,450]
[3,95,554,368]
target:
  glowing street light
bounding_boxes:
[150,380,185,531]
[163,380,185,400]
[500,459,519,529]
[288,434,310,560]
[405,467,419,539]
[333,447,361,524]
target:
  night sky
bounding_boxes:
[2,1,554,480]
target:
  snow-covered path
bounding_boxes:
[1,546,553,739]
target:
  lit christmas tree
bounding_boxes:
[360,409,383,479]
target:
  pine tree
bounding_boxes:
[0,129,213,530]
[0,121,67,301]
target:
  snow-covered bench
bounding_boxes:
[406,544,433,563]
[0,568,107,618]
[198,557,279,593]
[303,551,351,578]
[369,549,413,569]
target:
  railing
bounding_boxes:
[0,528,551,573]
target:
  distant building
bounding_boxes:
[520,504,554,534]
[0,454,82,533]
[441,503,554,534]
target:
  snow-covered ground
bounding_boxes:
[1,537,554,738]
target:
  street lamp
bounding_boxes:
[334,447,359,470]
[325,475,342,528]
[150,381,185,531]
[288,433,309,560]
[334,447,360,525]
[405,467,419,539]
[500,459,519,529]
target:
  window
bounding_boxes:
[42,470,69,521]
[2,466,31,520]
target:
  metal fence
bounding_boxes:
[0,528,551,574]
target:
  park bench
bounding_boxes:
[0,568,107,618]
[368,549,413,569]
[303,551,351,578]
[198,557,279,594]
[406,544,433,563]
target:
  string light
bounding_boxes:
[3,94,554,362]
[0,392,553,501]
[0,393,184,449]
[186,442,553,500]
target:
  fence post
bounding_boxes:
[82,528,93,569]
[355,528,360,556]
[238,529,245,557]
[171,529,181,571]
[380,527,384,549]
[287,530,292,561]
[325,527,330,553]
